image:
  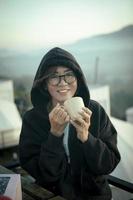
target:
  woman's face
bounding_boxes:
[47,66,77,106]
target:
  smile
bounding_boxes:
[57,89,69,93]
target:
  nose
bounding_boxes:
[58,76,67,85]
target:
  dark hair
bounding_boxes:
[33,65,79,87]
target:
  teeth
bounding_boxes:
[58,90,68,93]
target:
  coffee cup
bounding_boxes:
[64,97,85,120]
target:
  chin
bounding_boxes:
[58,98,68,104]
[57,94,73,104]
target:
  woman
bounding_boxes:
[19,47,120,200]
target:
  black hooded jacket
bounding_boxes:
[19,47,121,200]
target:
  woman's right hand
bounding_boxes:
[49,103,70,137]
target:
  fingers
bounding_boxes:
[81,107,92,115]
[78,111,89,123]
[70,107,92,131]
[70,117,87,130]
[77,107,92,123]
[70,119,83,130]
[50,104,70,123]
[82,107,92,117]
[51,105,92,126]
[69,107,92,143]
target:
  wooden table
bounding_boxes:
[0,165,66,200]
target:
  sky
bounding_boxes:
[0,0,133,50]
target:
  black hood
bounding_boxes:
[31,47,90,107]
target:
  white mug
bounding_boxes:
[64,97,85,120]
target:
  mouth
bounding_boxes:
[57,89,69,93]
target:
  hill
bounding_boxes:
[0,24,133,78]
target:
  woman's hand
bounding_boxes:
[70,107,92,143]
[49,103,70,137]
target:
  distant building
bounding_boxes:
[0,79,22,149]
[125,107,133,124]
[89,85,111,116]
[110,117,133,199]
[0,79,14,102]
[90,84,133,191]
[110,117,133,184]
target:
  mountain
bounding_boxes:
[99,24,133,38]
[61,25,133,82]
[64,25,133,51]
[0,24,133,79]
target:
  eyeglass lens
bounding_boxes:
[48,71,76,85]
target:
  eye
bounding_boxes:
[65,71,75,77]
[50,74,59,79]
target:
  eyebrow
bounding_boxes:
[54,69,73,74]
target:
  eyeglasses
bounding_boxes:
[46,71,76,86]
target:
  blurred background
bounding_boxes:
[0,0,133,119]
[0,1,133,199]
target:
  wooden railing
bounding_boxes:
[2,161,133,199]
[0,163,66,200]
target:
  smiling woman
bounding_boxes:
[19,47,120,200]
[45,67,77,107]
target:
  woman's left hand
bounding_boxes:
[70,107,92,143]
